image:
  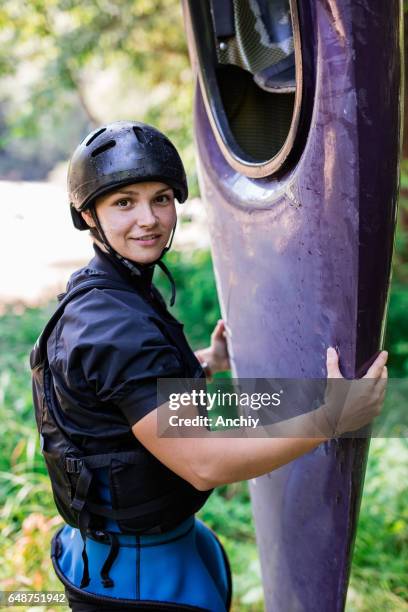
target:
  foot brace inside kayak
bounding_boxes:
[210,0,295,92]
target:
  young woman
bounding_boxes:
[32,121,387,611]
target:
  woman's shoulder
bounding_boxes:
[49,270,159,355]
[65,288,153,342]
[64,265,150,315]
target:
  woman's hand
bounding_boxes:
[321,347,388,436]
[195,319,230,376]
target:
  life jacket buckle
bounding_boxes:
[65,457,83,474]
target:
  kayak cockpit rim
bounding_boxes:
[184,0,305,179]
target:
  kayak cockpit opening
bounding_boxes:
[186,0,306,178]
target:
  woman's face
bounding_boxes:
[81,181,177,265]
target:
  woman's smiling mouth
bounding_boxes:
[132,234,162,246]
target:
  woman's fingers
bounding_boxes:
[325,348,388,380]
[364,351,388,379]
[375,365,387,401]
[326,347,343,379]
[323,348,389,436]
[211,319,226,340]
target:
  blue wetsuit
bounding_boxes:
[54,517,230,611]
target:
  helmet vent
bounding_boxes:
[133,126,148,144]
[86,127,107,146]
[91,140,116,157]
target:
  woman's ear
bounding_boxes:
[81,210,96,228]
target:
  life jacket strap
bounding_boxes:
[78,508,91,588]
[156,259,176,307]
[100,532,119,588]
[85,487,177,521]
[70,464,93,513]
[67,452,184,525]
[66,451,140,475]
[67,450,142,513]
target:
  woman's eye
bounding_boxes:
[115,199,131,208]
[154,194,171,205]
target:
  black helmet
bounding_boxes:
[68,120,188,230]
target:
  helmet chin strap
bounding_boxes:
[161,219,177,255]
[90,209,177,306]
[155,220,177,306]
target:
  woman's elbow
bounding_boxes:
[189,458,224,491]
[184,465,214,491]
[190,476,214,492]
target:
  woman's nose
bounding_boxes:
[136,202,158,227]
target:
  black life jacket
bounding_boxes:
[30,277,211,588]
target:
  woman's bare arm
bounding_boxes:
[132,349,387,490]
[133,408,328,490]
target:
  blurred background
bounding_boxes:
[0,1,407,610]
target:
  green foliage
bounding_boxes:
[0,0,189,98]
[0,304,63,602]
[384,285,408,376]
[0,0,197,187]
[348,439,408,611]
[395,159,408,284]
[383,159,408,377]
[352,440,408,599]
[0,306,56,533]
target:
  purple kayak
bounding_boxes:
[182,0,402,610]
